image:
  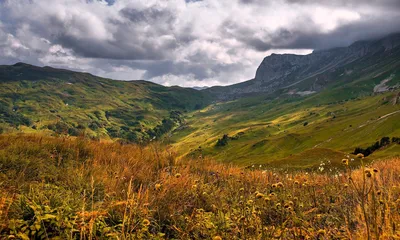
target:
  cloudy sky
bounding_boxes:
[1,0,400,87]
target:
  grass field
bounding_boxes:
[1,134,400,239]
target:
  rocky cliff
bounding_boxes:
[205,33,400,100]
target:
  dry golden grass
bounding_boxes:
[0,134,400,239]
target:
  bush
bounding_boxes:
[216,134,229,147]
[353,136,392,157]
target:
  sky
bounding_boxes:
[1,0,400,87]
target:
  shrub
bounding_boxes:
[216,134,229,147]
[353,136,392,156]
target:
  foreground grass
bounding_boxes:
[1,134,400,239]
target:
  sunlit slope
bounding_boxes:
[171,91,400,167]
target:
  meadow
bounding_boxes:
[1,134,400,239]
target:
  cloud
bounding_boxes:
[0,0,399,87]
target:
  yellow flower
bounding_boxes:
[155,183,162,191]
[364,169,372,178]
[356,153,364,158]
[256,193,264,199]
[213,236,222,240]
[175,173,182,178]
[342,159,349,165]
[317,229,326,235]
[277,182,284,188]
[142,219,150,227]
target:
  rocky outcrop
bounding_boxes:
[205,33,400,101]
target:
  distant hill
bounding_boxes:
[205,33,400,100]
[0,63,211,141]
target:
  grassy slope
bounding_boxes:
[0,63,211,139]
[171,85,400,168]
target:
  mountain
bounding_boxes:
[1,34,400,168]
[170,33,400,167]
[205,33,400,100]
[0,63,211,141]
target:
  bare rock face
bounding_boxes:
[205,33,400,100]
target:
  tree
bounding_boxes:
[216,134,229,147]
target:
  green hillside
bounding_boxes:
[171,90,400,168]
[0,63,211,141]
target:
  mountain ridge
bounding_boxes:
[204,32,400,100]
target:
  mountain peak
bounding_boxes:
[206,32,400,100]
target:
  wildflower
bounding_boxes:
[175,173,182,178]
[213,236,222,240]
[264,197,271,202]
[239,187,244,192]
[142,219,150,227]
[269,193,276,198]
[365,169,372,178]
[277,182,284,188]
[342,159,349,165]
[344,184,349,188]
[356,153,364,158]
[275,203,281,208]
[154,183,162,190]
[196,208,204,213]
[317,229,326,235]
[247,200,254,205]
[377,190,382,196]
[192,184,197,189]
[256,193,264,199]
[272,184,277,188]
[294,180,300,185]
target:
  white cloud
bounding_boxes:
[0,0,399,87]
